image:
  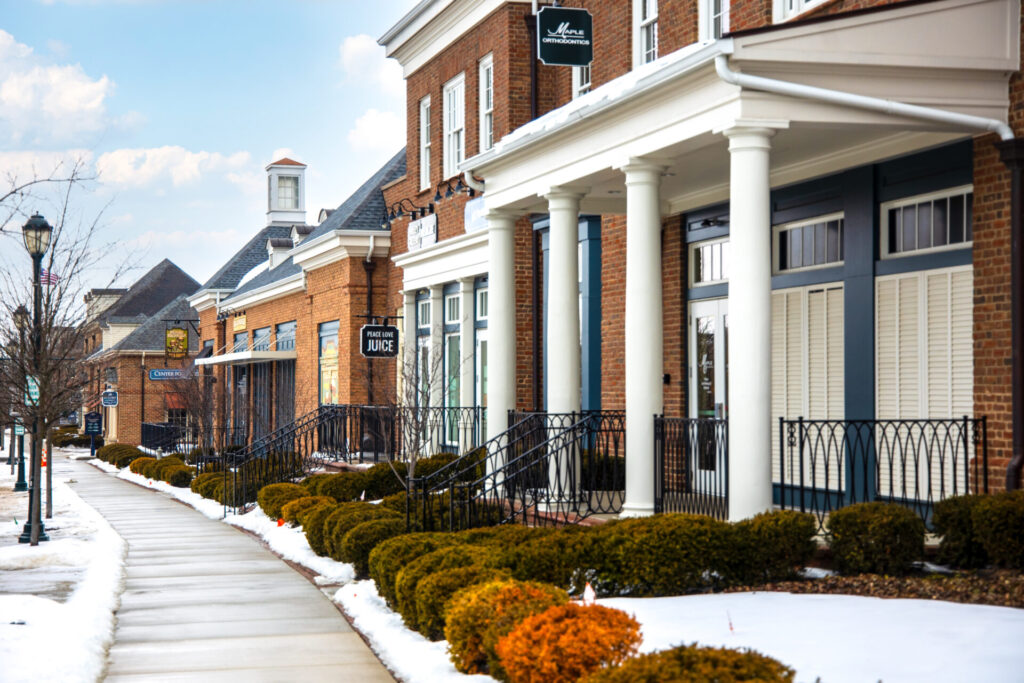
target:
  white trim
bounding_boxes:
[218,273,305,312]
[572,64,592,99]
[445,293,461,324]
[291,230,391,272]
[418,299,432,328]
[188,288,232,312]
[476,287,489,320]
[420,95,432,190]
[772,211,845,274]
[633,0,659,67]
[195,349,298,367]
[479,54,494,153]
[688,236,730,288]
[443,73,466,179]
[773,0,827,23]
[699,0,730,41]
[879,184,974,259]
[393,229,489,291]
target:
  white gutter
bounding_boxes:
[463,173,485,194]
[714,54,1013,141]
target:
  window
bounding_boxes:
[318,321,339,405]
[278,176,298,210]
[275,321,296,351]
[167,407,187,427]
[252,327,271,352]
[445,294,461,324]
[774,214,844,273]
[105,367,117,384]
[572,65,592,99]
[443,74,466,178]
[418,299,431,328]
[479,55,494,152]
[777,0,827,22]
[689,238,730,286]
[232,331,248,353]
[419,96,432,190]
[881,186,973,258]
[700,0,729,40]
[476,288,488,320]
[636,0,659,65]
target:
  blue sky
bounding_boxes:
[0,0,418,288]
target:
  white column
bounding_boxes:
[544,188,586,414]
[486,211,518,442]
[429,284,444,410]
[459,277,476,409]
[402,290,417,406]
[620,159,666,517]
[724,126,776,521]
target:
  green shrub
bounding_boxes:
[583,644,795,683]
[395,545,492,627]
[340,518,409,578]
[933,494,990,568]
[280,495,334,525]
[96,443,137,464]
[972,491,1024,569]
[415,566,509,640]
[303,503,340,556]
[130,456,156,475]
[257,482,307,520]
[415,452,463,479]
[363,461,408,499]
[113,448,146,469]
[730,510,817,584]
[190,471,222,497]
[327,506,401,562]
[318,472,369,503]
[302,473,334,495]
[320,503,372,557]
[496,527,589,589]
[164,465,194,488]
[445,579,569,677]
[198,460,225,474]
[826,502,925,575]
[151,456,186,480]
[185,447,217,465]
[368,532,456,609]
[140,458,162,479]
[380,491,409,515]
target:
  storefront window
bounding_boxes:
[319,321,339,405]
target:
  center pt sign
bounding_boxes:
[360,325,399,358]
[537,6,593,67]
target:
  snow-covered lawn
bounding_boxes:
[0,444,126,683]
[84,457,1024,683]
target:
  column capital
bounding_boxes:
[484,209,518,230]
[617,157,670,186]
[543,185,589,202]
[718,119,788,152]
[457,275,475,289]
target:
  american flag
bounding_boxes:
[40,268,59,285]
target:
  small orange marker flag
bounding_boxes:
[277,518,285,527]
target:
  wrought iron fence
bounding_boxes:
[653,416,729,519]
[411,410,625,531]
[777,416,988,529]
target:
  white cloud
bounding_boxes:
[339,34,404,99]
[0,149,94,182]
[0,30,122,146]
[95,146,251,187]
[347,109,404,151]
[126,227,244,250]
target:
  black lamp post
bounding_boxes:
[12,305,29,493]
[18,213,51,545]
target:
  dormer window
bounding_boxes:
[278,176,298,210]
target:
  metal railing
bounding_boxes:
[654,416,729,519]
[777,416,988,529]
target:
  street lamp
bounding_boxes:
[11,304,29,494]
[18,213,51,545]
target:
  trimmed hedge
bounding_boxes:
[303,503,340,556]
[129,457,156,475]
[112,447,147,469]
[368,532,456,609]
[165,465,193,488]
[445,579,569,677]
[363,461,407,500]
[318,472,369,503]
[415,566,508,641]
[141,458,163,479]
[826,502,925,575]
[257,483,307,520]
[933,494,990,568]
[496,603,642,683]
[151,457,186,481]
[327,505,401,562]
[190,471,223,497]
[302,473,334,495]
[583,644,795,683]
[96,443,139,464]
[281,495,335,525]
[497,527,588,588]
[339,518,409,578]
[395,545,493,627]
[730,510,817,584]
[972,491,1024,569]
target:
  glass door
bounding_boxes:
[689,299,728,480]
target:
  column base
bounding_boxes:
[618,503,655,518]
[18,521,49,544]
[13,481,27,492]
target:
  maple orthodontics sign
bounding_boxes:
[537,6,593,67]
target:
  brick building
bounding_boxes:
[377,0,1023,521]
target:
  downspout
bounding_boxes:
[364,234,377,407]
[140,350,146,438]
[714,54,1020,490]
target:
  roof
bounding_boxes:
[220,150,406,306]
[98,259,200,326]
[108,294,199,353]
[267,157,306,168]
[198,224,293,291]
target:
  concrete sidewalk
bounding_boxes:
[66,458,394,682]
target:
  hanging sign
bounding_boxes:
[233,315,247,332]
[537,7,594,67]
[84,411,103,435]
[360,325,400,358]
[24,375,39,406]
[407,214,437,251]
[14,424,24,436]
[165,327,188,360]
[101,391,118,407]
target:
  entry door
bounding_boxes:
[689,299,728,420]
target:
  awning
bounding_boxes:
[165,392,187,410]
[193,349,298,367]
[196,345,214,360]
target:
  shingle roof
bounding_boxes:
[99,260,200,325]
[220,150,406,305]
[198,225,293,291]
[109,294,199,353]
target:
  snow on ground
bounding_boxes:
[601,592,1024,683]
[0,444,127,683]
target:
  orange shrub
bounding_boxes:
[495,603,642,683]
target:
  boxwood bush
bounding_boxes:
[363,461,407,500]
[339,518,409,578]
[280,495,334,525]
[445,579,569,677]
[933,494,990,568]
[129,457,156,475]
[96,443,138,464]
[583,644,795,683]
[301,472,334,495]
[368,532,456,609]
[729,510,817,584]
[303,503,340,556]
[190,471,223,497]
[971,491,1024,569]
[826,502,924,575]
[257,482,307,520]
[151,456,186,480]
[415,566,509,641]
[326,505,401,562]
[395,545,496,627]
[164,465,194,488]
[318,472,369,503]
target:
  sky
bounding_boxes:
[0,0,420,289]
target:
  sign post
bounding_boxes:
[101,391,118,408]
[360,324,400,358]
[537,6,594,67]
[84,411,102,458]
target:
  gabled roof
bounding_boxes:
[198,225,293,291]
[98,260,200,326]
[220,149,406,306]
[109,294,199,353]
[267,157,306,168]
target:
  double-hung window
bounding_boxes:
[778,0,827,22]
[479,55,494,153]
[700,0,729,40]
[419,96,432,190]
[572,64,592,99]
[636,0,658,65]
[443,74,466,178]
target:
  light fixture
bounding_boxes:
[21,214,52,258]
[13,304,29,332]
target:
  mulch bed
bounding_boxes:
[726,570,1024,609]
